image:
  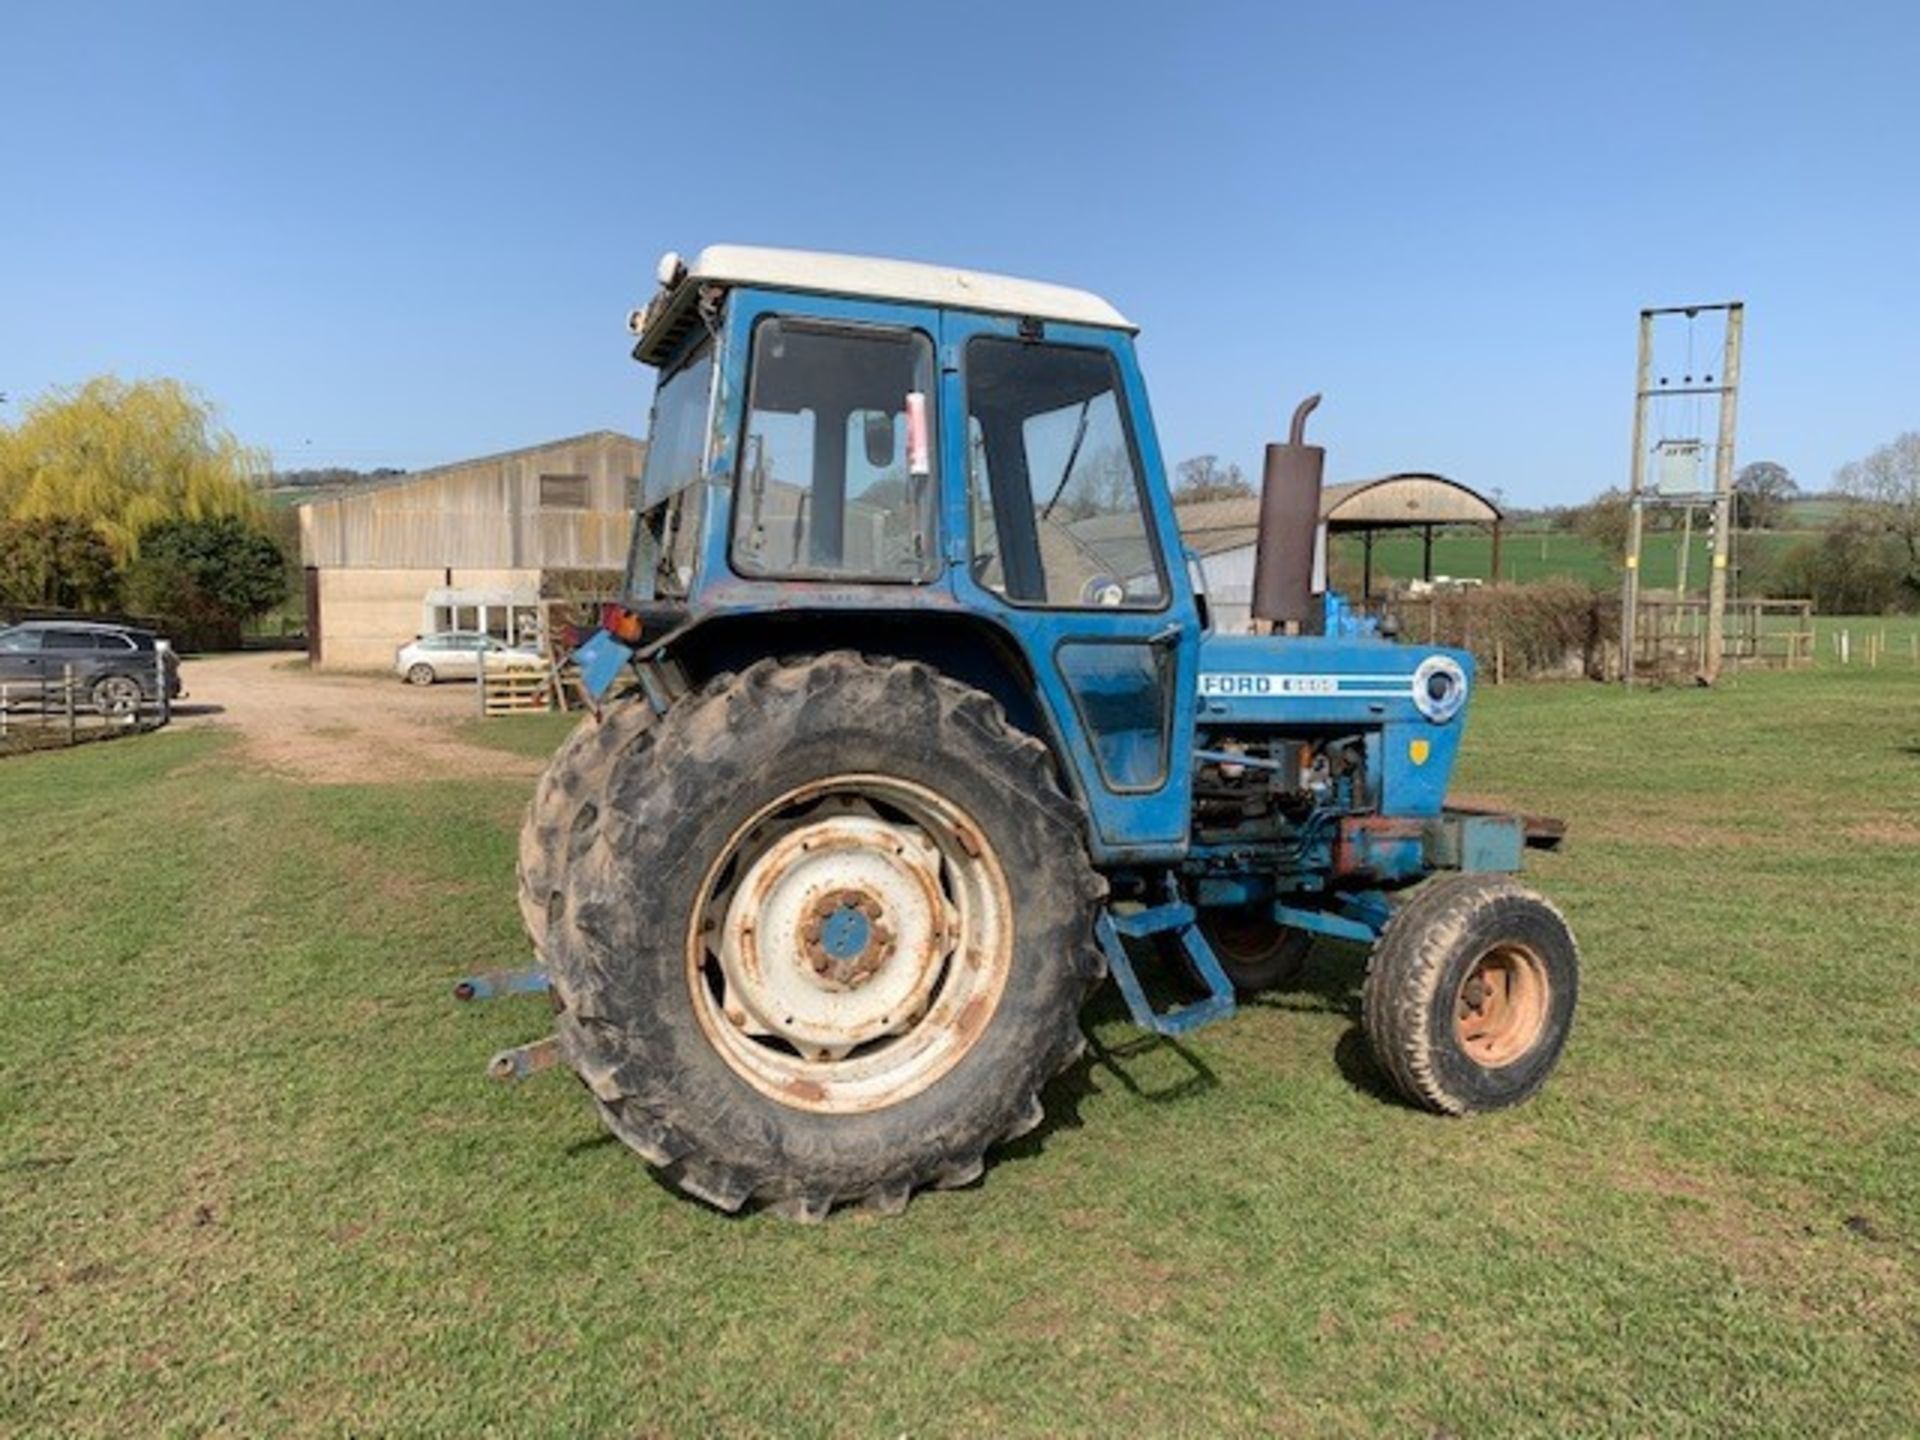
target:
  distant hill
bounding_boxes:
[262,466,405,508]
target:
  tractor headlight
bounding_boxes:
[1412,655,1468,723]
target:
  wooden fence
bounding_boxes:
[477,652,587,717]
[1358,587,1821,683]
[1627,598,1814,677]
[0,664,172,755]
[1825,625,1920,668]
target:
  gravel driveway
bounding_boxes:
[174,652,548,783]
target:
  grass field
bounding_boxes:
[1330,526,1809,592]
[3,662,1917,1435]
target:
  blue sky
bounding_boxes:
[3,1,1915,506]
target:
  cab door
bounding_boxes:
[939,311,1199,861]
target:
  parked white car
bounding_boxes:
[396,632,545,685]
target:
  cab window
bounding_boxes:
[732,318,937,582]
[965,338,1165,609]
[630,342,714,602]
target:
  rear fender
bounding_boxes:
[657,607,1069,792]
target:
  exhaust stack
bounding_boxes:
[1249,394,1326,634]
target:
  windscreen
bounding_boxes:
[627,343,713,601]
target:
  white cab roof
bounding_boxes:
[691,244,1133,330]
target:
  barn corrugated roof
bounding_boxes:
[1172,473,1499,556]
[294,431,644,506]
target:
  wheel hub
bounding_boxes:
[719,814,955,1056]
[690,775,1014,1114]
[801,889,894,989]
[1454,943,1550,1067]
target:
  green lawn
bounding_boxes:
[3,666,1917,1435]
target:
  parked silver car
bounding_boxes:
[395,632,544,685]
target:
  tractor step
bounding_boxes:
[1096,892,1238,1038]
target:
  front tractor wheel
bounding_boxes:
[1361,874,1578,1114]
[539,653,1102,1218]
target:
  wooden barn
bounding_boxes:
[296,431,646,669]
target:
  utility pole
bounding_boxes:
[1621,313,1652,688]
[1702,304,1744,684]
[1621,302,1743,687]
[1676,504,1693,596]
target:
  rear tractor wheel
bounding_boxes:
[536,653,1103,1218]
[516,693,658,953]
[1361,874,1578,1114]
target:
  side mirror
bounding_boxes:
[862,411,895,469]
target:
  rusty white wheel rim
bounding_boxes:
[689,775,1012,1114]
[1454,942,1550,1068]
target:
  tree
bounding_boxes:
[1771,515,1905,615]
[1570,488,1632,567]
[0,516,121,609]
[1053,446,1137,521]
[123,516,288,642]
[1173,455,1252,502]
[0,377,268,562]
[1836,432,1920,601]
[1734,460,1798,529]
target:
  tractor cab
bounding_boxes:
[618,247,1482,877]
[623,246,1205,857]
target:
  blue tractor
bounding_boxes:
[502,246,1578,1219]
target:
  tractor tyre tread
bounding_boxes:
[516,689,661,954]
[543,651,1104,1218]
[1361,872,1578,1115]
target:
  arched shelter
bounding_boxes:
[1320,472,1504,598]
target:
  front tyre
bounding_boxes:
[546,653,1103,1218]
[405,663,435,686]
[1361,874,1578,1114]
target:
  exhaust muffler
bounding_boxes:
[1249,394,1326,634]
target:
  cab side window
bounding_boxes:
[732,318,937,583]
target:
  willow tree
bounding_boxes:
[0,377,269,562]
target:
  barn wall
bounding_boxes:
[299,433,644,573]
[315,567,539,669]
[1198,545,1257,634]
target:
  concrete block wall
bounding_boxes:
[315,567,538,669]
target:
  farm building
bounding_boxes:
[1178,473,1503,631]
[297,431,646,669]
